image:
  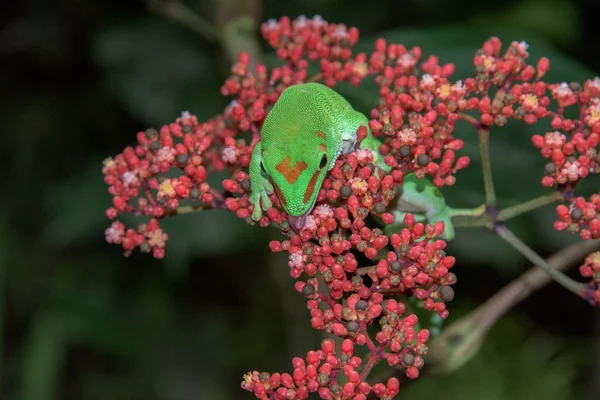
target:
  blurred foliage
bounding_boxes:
[1,0,599,399]
[402,311,590,400]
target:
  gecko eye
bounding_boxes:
[319,154,328,170]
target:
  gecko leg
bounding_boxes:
[248,142,274,221]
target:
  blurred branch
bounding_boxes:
[148,0,264,71]
[165,204,203,216]
[497,191,564,221]
[147,0,220,43]
[425,238,600,375]
[477,126,496,208]
[211,0,264,68]
[495,224,585,296]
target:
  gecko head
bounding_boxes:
[261,145,332,231]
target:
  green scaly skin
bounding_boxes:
[248,82,457,239]
[391,173,456,240]
[249,82,389,230]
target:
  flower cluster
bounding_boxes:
[242,338,405,399]
[102,14,600,398]
[579,251,600,305]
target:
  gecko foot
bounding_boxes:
[249,178,274,222]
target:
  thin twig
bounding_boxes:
[359,345,386,382]
[147,0,220,43]
[495,224,585,296]
[447,205,486,218]
[307,73,323,83]
[497,191,564,221]
[425,238,600,375]
[477,126,496,207]
[166,203,204,216]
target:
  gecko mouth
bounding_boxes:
[288,197,317,232]
[288,213,308,232]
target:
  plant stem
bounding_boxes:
[497,191,563,221]
[451,214,490,229]
[448,205,486,218]
[495,224,585,295]
[355,265,376,276]
[359,345,385,382]
[319,292,336,310]
[359,321,377,352]
[212,0,263,70]
[167,204,204,216]
[425,238,600,375]
[307,73,323,83]
[457,112,480,128]
[477,126,496,208]
[147,0,220,43]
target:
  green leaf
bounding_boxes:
[43,155,266,279]
[18,313,67,400]
[92,18,228,126]
[42,157,112,248]
[466,0,580,47]
[403,315,584,400]
[158,209,266,279]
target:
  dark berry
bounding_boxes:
[150,140,161,152]
[302,284,315,297]
[399,145,412,158]
[241,179,251,192]
[176,154,189,166]
[402,353,415,366]
[417,154,430,166]
[347,321,359,332]
[439,285,455,302]
[356,300,368,311]
[570,208,583,221]
[373,202,387,215]
[145,128,157,139]
[340,185,352,198]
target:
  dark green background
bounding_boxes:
[2,0,600,399]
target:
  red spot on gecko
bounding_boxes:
[319,144,327,152]
[315,131,326,139]
[273,182,287,207]
[303,170,321,203]
[275,156,308,184]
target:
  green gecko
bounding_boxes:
[247,82,459,239]
[390,173,456,240]
[248,82,388,230]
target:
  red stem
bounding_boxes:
[457,112,481,128]
[307,73,323,83]
[143,186,158,207]
[209,188,225,202]
[319,292,336,310]
[359,321,377,352]
[359,344,386,382]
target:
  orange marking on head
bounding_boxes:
[273,182,287,207]
[319,144,327,152]
[303,170,321,204]
[275,156,308,184]
[315,131,326,139]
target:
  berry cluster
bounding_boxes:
[242,339,404,399]
[102,14,600,399]
[579,251,600,304]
